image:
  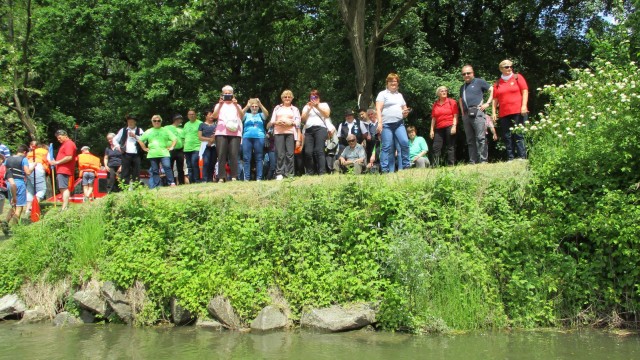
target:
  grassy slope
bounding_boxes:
[1,162,531,330]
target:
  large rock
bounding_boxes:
[195,318,224,330]
[300,304,376,332]
[250,306,288,331]
[170,298,195,326]
[80,309,96,323]
[101,282,133,324]
[53,312,82,327]
[73,289,108,316]
[20,307,49,324]
[207,296,242,330]
[0,294,26,319]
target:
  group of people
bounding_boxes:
[0,130,78,234]
[0,59,529,226]
[429,60,529,165]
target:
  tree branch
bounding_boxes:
[375,0,418,43]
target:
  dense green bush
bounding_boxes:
[523,29,640,324]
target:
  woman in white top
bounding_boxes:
[301,89,334,175]
[375,73,411,172]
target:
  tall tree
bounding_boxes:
[337,0,418,109]
[0,0,38,141]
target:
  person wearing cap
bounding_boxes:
[164,114,186,185]
[333,134,366,174]
[49,130,77,210]
[336,109,368,156]
[137,115,177,188]
[114,114,144,185]
[77,146,101,202]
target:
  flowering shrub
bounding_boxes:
[525,30,640,324]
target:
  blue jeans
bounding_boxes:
[499,114,527,160]
[184,150,200,183]
[149,157,175,189]
[242,137,265,180]
[201,145,217,182]
[380,121,410,172]
[265,151,276,179]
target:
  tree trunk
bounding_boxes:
[338,0,418,110]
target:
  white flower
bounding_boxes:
[509,127,514,131]
[587,93,593,97]
[558,134,563,138]
[530,125,538,130]
[566,127,571,131]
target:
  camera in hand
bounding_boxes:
[223,94,233,101]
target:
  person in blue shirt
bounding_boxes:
[240,98,269,181]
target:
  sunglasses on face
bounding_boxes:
[152,120,161,123]
[502,65,512,69]
[462,72,473,76]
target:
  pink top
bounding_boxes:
[214,102,243,137]
[271,105,301,135]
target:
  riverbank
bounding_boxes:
[0,160,637,331]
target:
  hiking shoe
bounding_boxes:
[1,221,10,236]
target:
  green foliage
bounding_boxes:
[522,27,640,324]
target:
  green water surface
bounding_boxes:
[0,323,638,360]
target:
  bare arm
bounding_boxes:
[521,89,529,115]
[376,101,384,133]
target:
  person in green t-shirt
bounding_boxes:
[138,115,177,188]
[407,125,430,168]
[164,114,186,185]
[183,109,203,183]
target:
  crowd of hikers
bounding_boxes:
[0,61,528,234]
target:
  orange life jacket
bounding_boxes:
[77,153,101,177]
[27,148,51,175]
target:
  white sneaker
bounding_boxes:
[276,175,283,181]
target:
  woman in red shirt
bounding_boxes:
[492,59,529,160]
[430,86,459,166]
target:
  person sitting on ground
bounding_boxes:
[334,134,366,175]
[3,145,36,231]
[406,126,430,168]
[337,109,368,154]
[78,146,101,202]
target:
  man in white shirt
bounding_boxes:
[114,114,144,185]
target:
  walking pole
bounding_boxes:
[48,143,57,208]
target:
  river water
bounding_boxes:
[0,323,638,360]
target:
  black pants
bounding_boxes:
[216,136,240,180]
[432,126,456,166]
[169,148,185,185]
[120,153,141,184]
[275,134,295,177]
[304,126,328,175]
[106,167,119,193]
